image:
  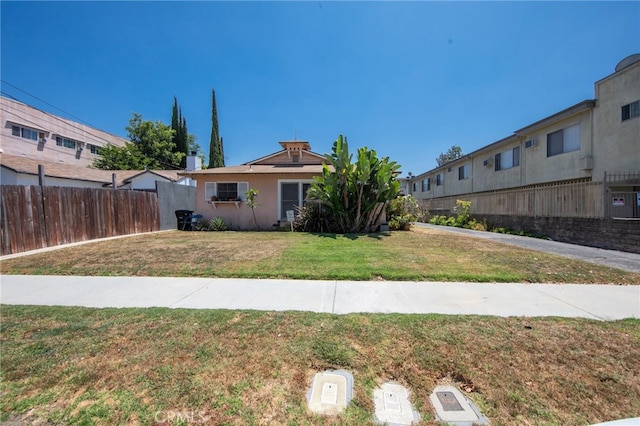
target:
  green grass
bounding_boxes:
[1,305,639,425]
[2,228,639,283]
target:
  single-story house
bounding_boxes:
[179,140,329,229]
[0,153,189,190]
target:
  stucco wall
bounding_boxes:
[194,172,317,230]
[156,181,196,230]
[593,62,640,178]
[0,97,127,168]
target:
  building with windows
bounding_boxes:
[1,97,199,189]
[180,140,328,229]
[406,54,639,252]
[1,96,128,167]
[408,54,639,218]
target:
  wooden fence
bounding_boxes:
[423,180,605,218]
[1,186,160,255]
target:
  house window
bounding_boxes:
[436,173,444,186]
[56,136,77,150]
[547,124,580,157]
[458,164,470,180]
[280,181,311,220]
[204,182,249,201]
[622,100,640,121]
[421,178,430,192]
[495,147,520,171]
[412,182,417,192]
[11,125,38,141]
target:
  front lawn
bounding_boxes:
[1,228,639,284]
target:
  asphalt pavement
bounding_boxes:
[415,223,640,273]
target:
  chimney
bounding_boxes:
[186,151,202,171]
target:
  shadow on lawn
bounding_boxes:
[311,232,391,241]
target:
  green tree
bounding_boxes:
[436,145,463,166]
[307,134,401,233]
[93,113,183,170]
[126,113,183,169]
[208,89,225,168]
[92,142,143,170]
[171,97,189,167]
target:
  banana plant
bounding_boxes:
[308,134,401,233]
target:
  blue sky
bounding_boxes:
[1,1,638,176]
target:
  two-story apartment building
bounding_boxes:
[0,96,128,167]
[407,54,640,252]
[409,55,639,212]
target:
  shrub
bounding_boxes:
[208,217,228,231]
[389,214,414,231]
[388,195,423,231]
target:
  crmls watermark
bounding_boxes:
[154,410,209,424]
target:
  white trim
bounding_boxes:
[277,179,313,220]
[204,182,217,200]
[205,181,249,201]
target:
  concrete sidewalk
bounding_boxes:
[1,275,638,320]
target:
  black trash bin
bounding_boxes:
[175,210,194,231]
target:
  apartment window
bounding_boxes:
[11,125,38,141]
[436,173,444,186]
[547,124,580,157]
[88,144,102,155]
[458,164,470,180]
[622,100,640,121]
[412,182,417,192]
[495,147,520,171]
[421,178,430,192]
[280,181,311,219]
[204,182,249,201]
[56,136,77,150]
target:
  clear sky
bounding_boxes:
[1,1,638,176]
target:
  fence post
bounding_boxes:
[38,165,45,187]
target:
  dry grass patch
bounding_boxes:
[1,306,639,425]
[2,229,639,283]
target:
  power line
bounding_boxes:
[1,90,183,171]
[1,80,96,127]
[1,90,125,147]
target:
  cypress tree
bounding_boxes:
[171,97,189,167]
[209,89,225,168]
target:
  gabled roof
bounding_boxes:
[181,140,329,177]
[244,147,326,166]
[120,169,180,184]
[0,154,181,187]
[1,154,114,185]
[180,163,330,177]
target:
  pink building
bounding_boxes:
[180,141,328,230]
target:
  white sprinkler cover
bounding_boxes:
[307,370,354,416]
[373,382,421,425]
